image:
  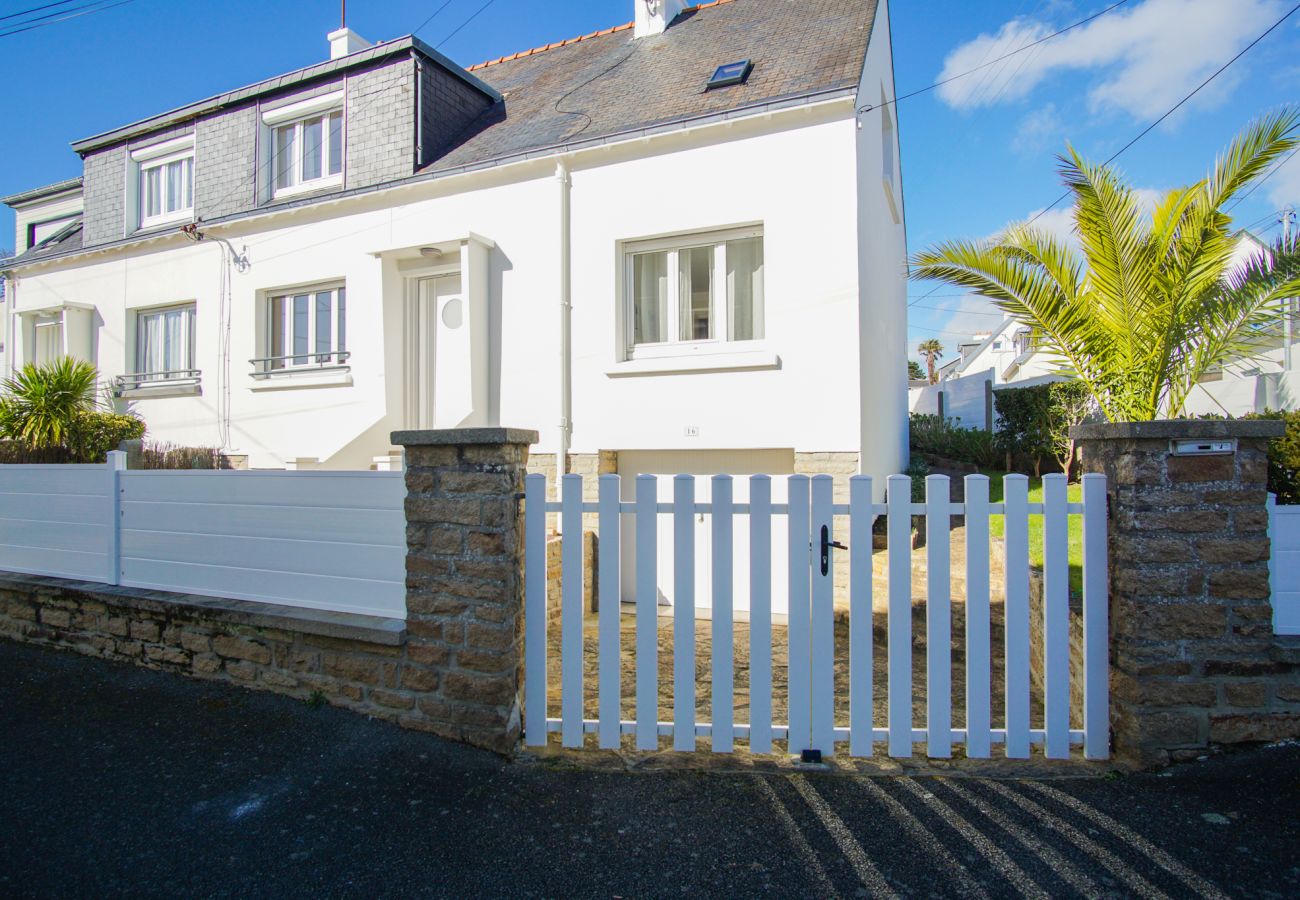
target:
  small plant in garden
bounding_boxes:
[912,109,1300,422]
[994,382,1097,479]
[0,358,98,448]
[139,442,230,470]
[1244,409,1300,504]
[0,359,145,463]
[908,414,999,468]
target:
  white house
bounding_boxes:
[0,0,908,609]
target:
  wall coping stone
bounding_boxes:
[1071,419,1285,440]
[391,428,540,447]
[0,572,406,646]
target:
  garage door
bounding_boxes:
[617,449,794,617]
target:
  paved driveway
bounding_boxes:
[0,641,1295,898]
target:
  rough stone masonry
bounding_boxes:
[393,427,538,754]
[1074,419,1300,768]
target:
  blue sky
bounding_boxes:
[1,0,1297,364]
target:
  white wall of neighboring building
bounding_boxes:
[854,0,909,492]
[6,101,878,471]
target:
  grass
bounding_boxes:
[981,469,1084,596]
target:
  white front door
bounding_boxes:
[406,274,462,429]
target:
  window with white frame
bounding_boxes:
[624,227,764,357]
[130,304,197,388]
[32,314,63,365]
[260,285,347,373]
[133,137,194,229]
[269,105,343,196]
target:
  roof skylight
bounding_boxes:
[707,59,753,89]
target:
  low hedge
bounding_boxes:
[1244,410,1300,504]
[909,414,999,469]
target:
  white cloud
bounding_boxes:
[1012,104,1064,155]
[1266,153,1300,211]
[936,0,1282,121]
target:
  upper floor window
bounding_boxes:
[255,284,347,375]
[264,92,344,199]
[623,226,764,359]
[26,215,79,251]
[131,136,194,230]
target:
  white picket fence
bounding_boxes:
[524,471,1109,760]
[0,453,406,618]
[1267,494,1300,635]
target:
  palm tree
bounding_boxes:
[910,109,1300,422]
[0,358,99,448]
[917,339,944,384]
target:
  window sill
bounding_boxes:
[271,177,343,201]
[118,383,202,400]
[605,349,781,377]
[249,366,353,391]
[137,211,192,232]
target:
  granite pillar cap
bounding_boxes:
[391,427,540,447]
[1070,419,1285,440]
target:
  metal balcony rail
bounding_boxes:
[249,351,351,376]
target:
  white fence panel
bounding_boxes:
[0,461,116,583]
[522,469,1109,761]
[1269,495,1300,635]
[118,470,405,618]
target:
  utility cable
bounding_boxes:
[0,0,140,39]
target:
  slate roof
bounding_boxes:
[423,0,876,173]
[1,219,83,267]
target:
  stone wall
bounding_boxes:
[545,530,598,625]
[0,574,411,717]
[395,427,537,753]
[1074,420,1300,767]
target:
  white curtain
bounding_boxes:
[727,237,764,341]
[633,252,667,344]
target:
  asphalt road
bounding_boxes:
[0,640,1296,898]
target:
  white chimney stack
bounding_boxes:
[328,26,372,60]
[634,0,688,38]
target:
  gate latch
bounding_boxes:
[819,525,847,576]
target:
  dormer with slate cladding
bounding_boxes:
[70,37,499,248]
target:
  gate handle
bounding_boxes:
[819,525,847,576]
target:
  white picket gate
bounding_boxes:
[524,471,1110,760]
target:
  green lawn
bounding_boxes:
[980,470,1084,596]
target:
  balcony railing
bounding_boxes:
[249,350,351,378]
[114,369,202,394]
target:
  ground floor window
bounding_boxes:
[624,226,764,358]
[264,285,347,371]
[32,315,63,365]
[135,304,196,380]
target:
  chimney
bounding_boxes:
[328,26,372,60]
[634,0,688,38]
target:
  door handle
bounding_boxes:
[819,525,847,576]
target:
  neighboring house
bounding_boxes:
[912,231,1293,425]
[0,0,907,608]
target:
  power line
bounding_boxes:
[1227,145,1299,213]
[434,0,497,49]
[412,0,458,37]
[0,0,139,38]
[857,0,1133,115]
[1026,2,1300,226]
[0,0,79,24]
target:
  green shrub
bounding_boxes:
[65,411,145,463]
[1244,409,1300,504]
[908,414,999,468]
[138,442,231,470]
[993,381,1097,479]
[0,358,98,448]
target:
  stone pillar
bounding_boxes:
[1073,419,1297,768]
[392,427,538,754]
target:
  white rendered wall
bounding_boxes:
[853,0,909,495]
[8,103,878,470]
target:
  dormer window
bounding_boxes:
[263,91,344,199]
[130,136,194,230]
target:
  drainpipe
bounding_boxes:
[413,52,425,167]
[557,158,573,479]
